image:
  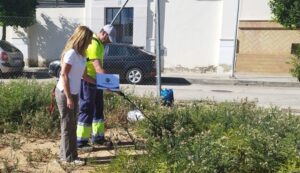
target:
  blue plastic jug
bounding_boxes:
[160,88,174,106]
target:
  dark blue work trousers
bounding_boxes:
[77,80,104,146]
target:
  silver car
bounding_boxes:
[0,40,24,75]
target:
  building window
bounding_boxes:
[105,8,133,44]
[37,0,85,8]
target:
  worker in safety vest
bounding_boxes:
[77,24,116,148]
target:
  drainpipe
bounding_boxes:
[155,0,162,100]
[231,0,241,78]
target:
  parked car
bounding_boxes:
[0,40,25,76]
[48,43,156,84]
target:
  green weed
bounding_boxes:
[108,100,300,172]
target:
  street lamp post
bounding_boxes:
[155,0,162,100]
[232,0,241,78]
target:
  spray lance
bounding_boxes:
[113,91,159,127]
[112,90,175,140]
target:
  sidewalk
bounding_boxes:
[162,72,300,87]
[23,67,300,87]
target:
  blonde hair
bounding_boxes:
[60,25,93,63]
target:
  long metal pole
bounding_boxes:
[110,0,130,25]
[155,0,162,100]
[231,0,241,78]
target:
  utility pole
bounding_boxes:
[110,0,130,25]
[231,0,241,78]
[155,0,162,99]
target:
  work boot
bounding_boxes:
[92,138,113,148]
[77,143,93,152]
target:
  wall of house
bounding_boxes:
[240,0,271,20]
[218,0,239,73]
[31,8,85,66]
[3,8,85,67]
[217,0,273,73]
[86,0,224,69]
[148,0,223,69]
[86,0,148,47]
[2,0,278,72]
[1,0,235,70]
[235,21,299,74]
[236,0,298,75]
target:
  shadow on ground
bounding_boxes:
[127,77,191,86]
[0,69,52,80]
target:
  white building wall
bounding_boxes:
[240,0,272,20]
[148,0,223,68]
[2,0,274,69]
[218,0,239,73]
[218,0,273,73]
[29,8,85,66]
[87,0,224,69]
[86,0,148,47]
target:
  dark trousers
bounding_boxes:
[77,80,104,146]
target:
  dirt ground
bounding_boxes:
[0,129,143,173]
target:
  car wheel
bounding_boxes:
[126,68,143,84]
[56,67,61,78]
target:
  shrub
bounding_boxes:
[0,79,58,134]
[288,44,300,81]
[0,80,150,137]
[109,100,300,172]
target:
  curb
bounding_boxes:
[24,68,300,88]
[184,78,300,88]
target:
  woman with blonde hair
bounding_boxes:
[55,25,95,165]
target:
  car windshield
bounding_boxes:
[0,41,20,52]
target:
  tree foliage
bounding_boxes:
[0,0,38,27]
[0,0,38,40]
[269,0,300,29]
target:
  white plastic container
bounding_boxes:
[127,109,145,121]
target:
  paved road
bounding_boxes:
[122,83,300,112]
[1,68,300,112]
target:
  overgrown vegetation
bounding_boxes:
[0,79,60,136]
[1,80,300,172]
[106,101,300,173]
[287,44,300,81]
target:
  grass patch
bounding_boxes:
[0,79,59,135]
